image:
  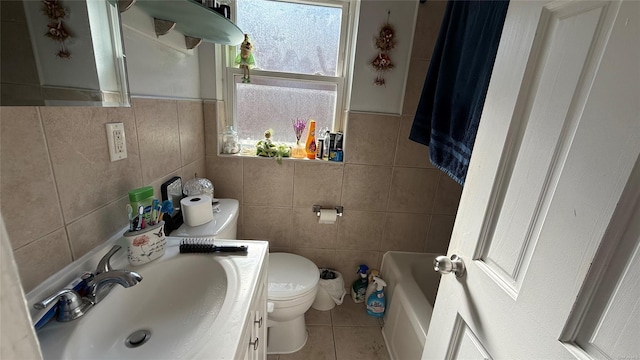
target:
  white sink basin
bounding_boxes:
[36,253,236,359]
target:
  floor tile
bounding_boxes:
[306,308,332,325]
[279,325,336,360]
[334,326,390,360]
[330,299,381,327]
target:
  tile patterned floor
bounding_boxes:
[267,300,390,360]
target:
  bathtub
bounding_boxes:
[381,252,441,360]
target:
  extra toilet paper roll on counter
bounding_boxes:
[318,209,338,224]
[181,195,214,227]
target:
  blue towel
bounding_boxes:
[409,0,510,185]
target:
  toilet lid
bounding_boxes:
[268,253,319,300]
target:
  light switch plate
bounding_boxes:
[105,122,127,161]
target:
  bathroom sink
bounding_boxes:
[36,253,236,359]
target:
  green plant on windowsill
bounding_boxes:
[256,129,291,163]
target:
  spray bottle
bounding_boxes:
[364,269,380,301]
[350,264,369,303]
[366,277,387,317]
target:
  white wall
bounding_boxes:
[349,0,418,115]
[121,7,201,99]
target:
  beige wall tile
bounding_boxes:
[0,107,63,249]
[133,98,181,184]
[402,59,430,116]
[13,229,72,293]
[207,156,243,203]
[203,101,218,156]
[387,167,439,213]
[177,100,204,165]
[341,165,392,211]
[432,173,462,215]
[66,196,130,259]
[336,210,385,251]
[345,112,400,165]
[412,0,447,61]
[381,213,430,252]
[293,161,344,208]
[243,158,293,207]
[290,248,337,270]
[180,158,207,184]
[40,106,141,222]
[394,115,432,168]
[243,206,292,248]
[291,207,337,249]
[425,214,456,253]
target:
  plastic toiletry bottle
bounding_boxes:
[305,120,317,159]
[364,269,380,301]
[366,277,387,318]
[322,130,330,160]
[350,264,369,303]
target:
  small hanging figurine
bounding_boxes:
[42,0,72,59]
[235,34,255,83]
[371,11,396,86]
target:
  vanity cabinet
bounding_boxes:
[240,255,267,360]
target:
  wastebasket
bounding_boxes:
[312,268,346,311]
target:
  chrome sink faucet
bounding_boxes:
[34,245,142,322]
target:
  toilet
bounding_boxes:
[266,253,319,354]
[172,198,320,354]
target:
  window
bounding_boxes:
[225,0,353,147]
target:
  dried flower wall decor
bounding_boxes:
[371,11,396,86]
[43,0,71,59]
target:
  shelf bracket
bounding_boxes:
[117,0,136,12]
[185,36,203,50]
[154,18,176,37]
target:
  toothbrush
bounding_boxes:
[151,199,160,225]
[136,205,144,230]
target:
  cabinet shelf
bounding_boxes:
[117,0,244,46]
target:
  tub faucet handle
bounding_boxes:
[434,254,466,278]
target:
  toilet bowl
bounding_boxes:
[267,253,319,354]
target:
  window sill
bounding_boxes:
[216,153,344,164]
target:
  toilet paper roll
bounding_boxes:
[181,195,214,227]
[318,209,338,224]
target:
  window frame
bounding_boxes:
[222,0,356,144]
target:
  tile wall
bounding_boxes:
[0,99,206,292]
[206,0,455,286]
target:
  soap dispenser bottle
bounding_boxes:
[366,277,387,318]
[350,264,369,303]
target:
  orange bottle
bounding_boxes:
[305,120,317,159]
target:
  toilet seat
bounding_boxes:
[268,253,319,300]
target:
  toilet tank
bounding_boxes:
[171,198,239,239]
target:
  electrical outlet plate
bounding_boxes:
[105,122,127,161]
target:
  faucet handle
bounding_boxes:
[96,245,122,274]
[34,289,91,322]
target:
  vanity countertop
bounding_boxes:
[27,231,268,359]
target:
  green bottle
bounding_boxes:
[350,264,369,303]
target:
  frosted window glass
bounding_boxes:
[236,0,342,76]
[235,75,337,142]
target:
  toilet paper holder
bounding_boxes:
[312,205,343,217]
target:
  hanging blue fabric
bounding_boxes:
[409,0,510,185]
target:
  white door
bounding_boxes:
[423,1,639,359]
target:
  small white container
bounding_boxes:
[123,221,166,266]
